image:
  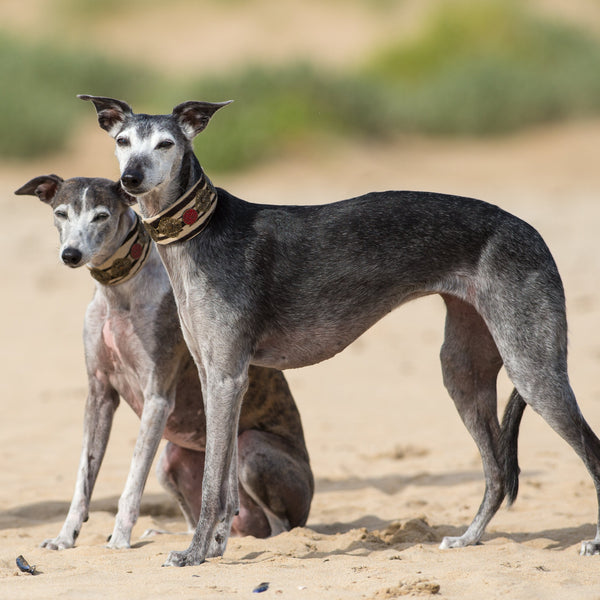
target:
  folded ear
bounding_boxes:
[14,174,64,204]
[78,94,133,137]
[172,100,233,140]
[113,181,137,206]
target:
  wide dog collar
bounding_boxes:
[88,214,152,286]
[142,173,217,245]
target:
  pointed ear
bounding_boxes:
[172,100,233,139]
[14,174,64,204]
[113,181,137,206]
[78,94,133,137]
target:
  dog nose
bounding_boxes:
[61,247,83,266]
[121,170,143,190]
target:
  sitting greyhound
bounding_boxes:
[15,174,314,551]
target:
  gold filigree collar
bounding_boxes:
[88,214,152,286]
[141,173,217,245]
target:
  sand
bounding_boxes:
[3,1,600,595]
[2,118,600,598]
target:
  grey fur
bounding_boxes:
[14,175,313,551]
[80,94,600,566]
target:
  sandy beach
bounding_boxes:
[2,117,600,598]
[3,0,600,596]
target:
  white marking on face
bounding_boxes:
[54,186,118,266]
[114,125,181,194]
[56,187,87,263]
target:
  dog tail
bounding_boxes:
[500,388,527,506]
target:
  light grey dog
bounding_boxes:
[80,94,600,567]
[15,174,313,551]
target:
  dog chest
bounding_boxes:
[102,318,127,361]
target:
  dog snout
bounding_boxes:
[61,247,83,267]
[121,169,144,192]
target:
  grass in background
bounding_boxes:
[4,0,600,170]
[363,0,600,134]
[0,32,159,159]
[184,64,394,172]
[192,1,600,170]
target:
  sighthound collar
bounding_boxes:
[88,214,152,286]
[142,172,217,245]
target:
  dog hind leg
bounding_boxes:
[512,381,600,555]
[235,430,314,537]
[478,268,600,555]
[156,443,205,531]
[156,433,313,542]
[438,294,505,549]
[154,442,271,543]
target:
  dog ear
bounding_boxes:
[14,174,64,203]
[113,181,137,206]
[172,100,233,139]
[78,95,133,137]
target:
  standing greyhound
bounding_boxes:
[15,174,313,551]
[80,94,600,567]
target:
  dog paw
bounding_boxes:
[106,531,131,550]
[162,549,204,567]
[40,536,74,551]
[205,520,230,557]
[439,535,468,549]
[580,540,600,556]
[207,533,228,558]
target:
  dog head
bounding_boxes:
[78,95,232,197]
[15,175,136,268]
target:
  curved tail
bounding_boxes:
[500,388,527,506]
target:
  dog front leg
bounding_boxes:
[41,379,119,550]
[163,369,247,567]
[107,392,174,549]
[206,434,239,557]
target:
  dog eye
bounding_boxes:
[156,140,174,150]
[116,136,130,147]
[92,212,109,222]
[54,210,67,220]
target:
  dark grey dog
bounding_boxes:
[80,94,600,567]
[15,174,313,551]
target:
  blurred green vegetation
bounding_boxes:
[0,32,159,158]
[4,0,600,171]
[363,1,600,134]
[183,64,396,172]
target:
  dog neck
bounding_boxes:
[141,170,218,245]
[88,213,152,286]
